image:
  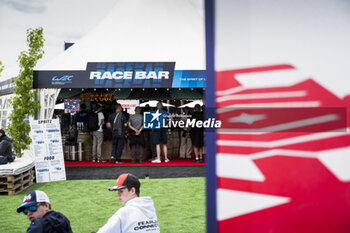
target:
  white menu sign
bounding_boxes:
[30,119,66,183]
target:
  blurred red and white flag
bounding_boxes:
[210,0,350,232]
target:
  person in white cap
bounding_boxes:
[17,190,72,233]
[97,173,160,233]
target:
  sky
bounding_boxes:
[0,0,204,80]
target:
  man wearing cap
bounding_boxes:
[97,173,160,233]
[17,190,73,233]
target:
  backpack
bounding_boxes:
[88,112,100,131]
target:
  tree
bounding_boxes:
[0,61,4,77]
[7,27,44,157]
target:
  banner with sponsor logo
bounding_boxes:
[117,100,140,115]
[33,62,205,88]
[30,119,66,183]
[206,0,350,232]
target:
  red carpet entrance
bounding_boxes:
[65,158,204,167]
[64,158,205,179]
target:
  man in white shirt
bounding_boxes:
[97,173,160,233]
[92,103,105,162]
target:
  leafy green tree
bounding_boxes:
[0,61,4,77]
[7,28,44,157]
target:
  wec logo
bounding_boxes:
[51,75,74,84]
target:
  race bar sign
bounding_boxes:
[33,62,205,88]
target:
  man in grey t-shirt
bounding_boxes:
[128,107,145,163]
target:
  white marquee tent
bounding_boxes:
[33,0,205,120]
[36,0,205,72]
[0,0,205,175]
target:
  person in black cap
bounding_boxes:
[17,190,72,233]
[96,173,160,233]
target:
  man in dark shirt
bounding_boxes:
[107,104,127,164]
[17,190,72,233]
[75,103,89,130]
[190,104,204,163]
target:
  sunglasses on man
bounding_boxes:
[23,204,41,215]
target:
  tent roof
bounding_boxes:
[178,100,203,108]
[57,88,203,100]
[140,101,175,107]
[36,0,205,71]
[114,89,131,99]
[169,88,202,99]
[58,88,82,98]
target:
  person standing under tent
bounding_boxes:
[179,107,192,160]
[92,103,105,162]
[75,103,89,130]
[151,102,170,163]
[145,105,157,160]
[123,108,130,121]
[128,107,145,163]
[190,104,204,163]
[107,104,127,164]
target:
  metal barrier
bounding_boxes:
[64,142,83,161]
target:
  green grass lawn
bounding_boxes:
[0,177,205,233]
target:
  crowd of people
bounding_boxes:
[17,173,160,233]
[0,101,205,166]
[73,101,205,164]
